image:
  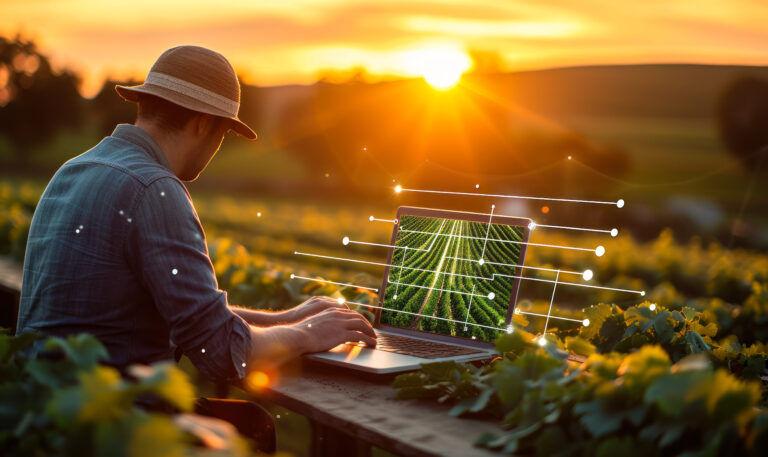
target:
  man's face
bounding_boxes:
[181,116,230,181]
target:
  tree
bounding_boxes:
[0,34,83,165]
[717,76,768,172]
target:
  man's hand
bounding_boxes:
[295,307,377,353]
[282,296,349,324]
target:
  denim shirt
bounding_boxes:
[17,124,252,381]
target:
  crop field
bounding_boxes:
[381,215,525,341]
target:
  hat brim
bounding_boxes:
[115,84,257,140]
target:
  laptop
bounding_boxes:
[305,206,532,374]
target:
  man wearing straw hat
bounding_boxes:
[17,45,376,450]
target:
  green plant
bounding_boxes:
[0,331,250,457]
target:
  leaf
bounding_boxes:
[683,332,710,354]
[127,416,185,457]
[134,363,195,412]
[574,400,621,438]
[44,334,108,369]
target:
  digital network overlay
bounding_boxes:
[292,185,645,345]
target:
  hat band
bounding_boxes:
[144,71,239,116]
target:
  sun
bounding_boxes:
[402,47,472,90]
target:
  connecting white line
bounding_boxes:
[369,216,397,224]
[290,274,380,292]
[516,309,583,323]
[388,280,493,299]
[462,284,477,331]
[446,256,585,277]
[480,204,495,262]
[542,270,560,335]
[393,247,408,298]
[399,228,602,255]
[398,187,624,207]
[294,251,643,295]
[344,300,506,332]
[532,222,618,237]
[348,220,446,252]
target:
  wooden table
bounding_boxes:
[0,257,22,332]
[246,361,505,457]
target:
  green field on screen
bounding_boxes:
[381,215,525,341]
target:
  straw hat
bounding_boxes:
[115,45,256,140]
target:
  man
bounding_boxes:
[17,46,375,388]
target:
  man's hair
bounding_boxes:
[136,93,200,132]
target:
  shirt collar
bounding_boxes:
[110,124,173,171]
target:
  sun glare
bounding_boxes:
[403,47,472,90]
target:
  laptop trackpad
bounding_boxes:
[306,343,426,371]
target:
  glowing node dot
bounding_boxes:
[595,246,606,257]
[541,206,550,214]
[242,362,246,368]
[394,185,402,193]
[617,199,625,208]
[119,210,124,215]
[583,319,590,327]
[583,269,594,281]
[290,274,295,279]
[488,292,495,300]
[308,323,312,328]
[201,348,206,353]
[528,221,536,230]
[611,228,619,237]
[257,212,262,217]
[393,294,398,300]
[324,173,330,178]
[641,291,646,297]
[568,155,572,160]
[160,191,165,197]
[342,236,350,245]
[478,258,485,266]
[471,336,476,340]
[337,297,345,305]
[491,204,496,209]
[363,147,367,151]
[538,337,547,346]
[79,225,83,229]
[171,268,178,275]
[369,216,374,221]
[514,308,521,314]
[506,325,514,334]
[649,303,657,311]
[75,229,80,234]
[276,414,281,419]
[475,184,480,189]
[127,218,132,223]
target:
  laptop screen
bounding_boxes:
[380,213,527,342]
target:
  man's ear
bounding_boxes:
[191,113,215,138]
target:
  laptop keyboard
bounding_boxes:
[373,330,486,359]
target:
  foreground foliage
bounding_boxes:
[0,332,250,457]
[393,328,768,456]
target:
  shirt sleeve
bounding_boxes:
[125,177,252,381]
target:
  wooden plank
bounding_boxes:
[0,257,22,293]
[247,362,505,457]
[0,257,22,332]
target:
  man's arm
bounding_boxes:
[127,178,375,380]
[229,296,350,326]
[245,305,377,370]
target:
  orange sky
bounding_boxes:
[3,0,767,96]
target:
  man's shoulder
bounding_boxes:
[64,136,178,189]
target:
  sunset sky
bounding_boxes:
[3,0,767,96]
